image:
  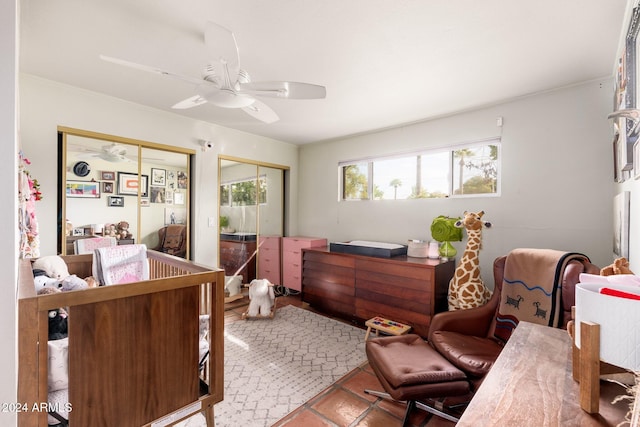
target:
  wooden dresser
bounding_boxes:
[301,247,454,337]
[220,238,257,283]
[282,236,327,292]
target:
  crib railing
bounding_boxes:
[17,251,224,427]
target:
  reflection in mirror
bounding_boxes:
[59,128,193,257]
[219,158,287,289]
[141,147,190,258]
[64,134,140,254]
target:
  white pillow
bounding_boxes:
[48,338,69,392]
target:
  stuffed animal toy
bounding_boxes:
[60,275,89,291]
[104,223,118,238]
[247,279,275,317]
[38,288,68,341]
[116,221,132,240]
[33,274,62,292]
[600,257,634,276]
[84,276,99,288]
[32,255,70,280]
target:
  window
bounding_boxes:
[220,176,267,206]
[339,139,500,201]
[341,163,369,200]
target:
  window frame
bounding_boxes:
[338,138,501,201]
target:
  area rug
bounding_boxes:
[177,305,367,427]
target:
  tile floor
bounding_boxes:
[224,294,459,427]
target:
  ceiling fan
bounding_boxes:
[100,22,326,123]
[75,143,133,163]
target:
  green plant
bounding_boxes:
[219,215,229,229]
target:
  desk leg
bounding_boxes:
[579,321,600,414]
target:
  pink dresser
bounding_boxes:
[282,236,327,292]
[258,236,281,285]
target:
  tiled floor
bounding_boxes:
[224,294,459,427]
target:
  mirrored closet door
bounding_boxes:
[58,127,194,257]
[218,156,287,285]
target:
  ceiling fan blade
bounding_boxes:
[100,54,205,87]
[241,99,279,123]
[172,95,208,109]
[239,81,326,99]
[205,22,240,83]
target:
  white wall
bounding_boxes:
[298,80,615,287]
[1,0,18,425]
[19,74,299,267]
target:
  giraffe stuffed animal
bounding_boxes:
[448,210,492,310]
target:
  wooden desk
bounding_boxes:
[457,322,629,426]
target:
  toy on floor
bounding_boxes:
[244,279,275,319]
[448,210,492,310]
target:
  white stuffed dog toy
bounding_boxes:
[247,279,275,317]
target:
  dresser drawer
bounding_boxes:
[259,236,281,250]
[283,267,303,291]
[283,237,327,253]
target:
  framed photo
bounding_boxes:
[151,168,166,186]
[140,198,150,207]
[66,180,100,198]
[117,172,148,197]
[174,192,185,205]
[108,196,124,207]
[613,191,630,259]
[177,171,188,189]
[150,186,166,203]
[101,171,115,181]
[102,181,114,194]
[165,207,187,225]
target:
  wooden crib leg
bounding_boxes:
[203,404,215,427]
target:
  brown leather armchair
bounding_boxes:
[152,225,187,258]
[428,254,599,388]
[365,251,599,424]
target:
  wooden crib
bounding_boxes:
[17,251,225,427]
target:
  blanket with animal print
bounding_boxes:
[492,248,589,343]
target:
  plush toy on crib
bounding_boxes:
[32,255,92,292]
[246,279,275,318]
[38,287,68,340]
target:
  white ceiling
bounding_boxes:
[20,0,627,145]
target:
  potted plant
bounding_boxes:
[219,215,230,232]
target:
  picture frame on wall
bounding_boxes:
[613,191,630,259]
[150,186,166,203]
[151,168,166,186]
[66,180,100,198]
[108,196,124,207]
[117,172,149,197]
[101,171,115,181]
[102,181,113,194]
[164,207,187,225]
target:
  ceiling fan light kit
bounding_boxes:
[100,22,326,124]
